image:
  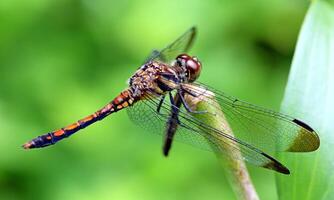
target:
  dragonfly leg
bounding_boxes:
[163,92,181,156]
[169,92,176,105]
[178,90,207,114]
[156,95,166,114]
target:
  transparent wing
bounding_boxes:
[127,92,290,174]
[182,82,320,153]
[144,27,197,64]
[142,50,160,65]
[127,91,213,151]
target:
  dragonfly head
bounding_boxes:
[176,54,201,82]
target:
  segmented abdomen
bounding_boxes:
[22,89,136,149]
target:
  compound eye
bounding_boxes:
[176,54,191,66]
[176,54,201,82]
[187,59,198,72]
[186,58,201,82]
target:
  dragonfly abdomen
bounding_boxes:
[22,89,136,149]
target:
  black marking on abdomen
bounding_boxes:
[292,119,314,132]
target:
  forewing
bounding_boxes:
[182,82,320,153]
[144,27,197,64]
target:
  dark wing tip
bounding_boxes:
[292,119,314,132]
[287,119,320,152]
[261,153,290,174]
[263,161,290,175]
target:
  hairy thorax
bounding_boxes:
[128,61,176,98]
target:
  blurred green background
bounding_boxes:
[0,0,309,199]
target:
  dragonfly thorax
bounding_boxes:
[128,55,202,98]
[128,61,179,97]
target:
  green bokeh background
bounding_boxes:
[0,0,308,199]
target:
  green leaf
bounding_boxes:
[276,1,334,199]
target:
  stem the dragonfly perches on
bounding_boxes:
[184,86,259,200]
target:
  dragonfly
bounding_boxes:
[22,27,320,174]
